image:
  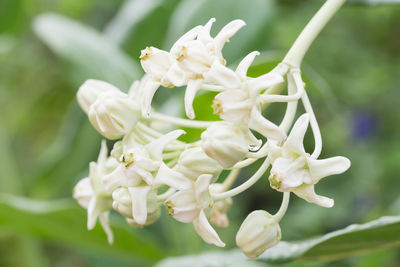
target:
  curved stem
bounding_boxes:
[200,84,224,92]
[211,158,270,201]
[279,71,299,133]
[272,192,290,223]
[157,188,176,201]
[221,169,240,191]
[282,0,346,67]
[150,112,214,129]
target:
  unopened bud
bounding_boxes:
[236,210,281,258]
[177,147,222,182]
[77,79,119,114]
[88,91,141,140]
[201,122,260,168]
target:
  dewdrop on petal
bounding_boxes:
[77,79,119,114]
[201,121,260,168]
[236,210,281,258]
[88,91,141,140]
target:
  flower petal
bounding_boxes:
[140,77,161,117]
[193,210,225,247]
[247,73,284,94]
[235,51,260,80]
[197,18,216,43]
[164,62,187,87]
[97,140,108,166]
[128,186,151,225]
[184,79,203,119]
[99,212,114,244]
[214,19,246,54]
[194,174,212,204]
[308,156,351,182]
[145,129,185,161]
[204,60,241,89]
[283,113,310,154]
[170,25,202,53]
[103,164,127,192]
[292,184,334,208]
[249,108,286,141]
[167,190,198,223]
[87,196,98,230]
[154,162,192,190]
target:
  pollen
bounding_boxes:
[140,47,152,61]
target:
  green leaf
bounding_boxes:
[33,13,141,89]
[0,194,166,264]
[156,215,400,266]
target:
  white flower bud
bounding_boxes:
[236,210,281,258]
[177,147,222,182]
[201,122,260,168]
[88,91,141,140]
[77,79,119,114]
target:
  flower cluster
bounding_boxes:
[73,17,350,257]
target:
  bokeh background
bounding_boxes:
[0,0,399,266]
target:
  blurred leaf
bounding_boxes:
[104,0,162,45]
[33,13,141,89]
[0,194,166,264]
[165,0,277,62]
[156,215,400,266]
[347,0,400,5]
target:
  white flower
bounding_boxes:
[268,114,351,208]
[88,90,141,140]
[209,184,232,228]
[140,18,245,119]
[112,187,160,227]
[73,141,118,244]
[166,174,225,247]
[201,121,261,168]
[176,147,222,182]
[77,79,119,114]
[212,51,286,141]
[103,129,191,225]
[236,210,281,258]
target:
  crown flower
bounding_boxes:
[73,0,351,257]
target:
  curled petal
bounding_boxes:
[293,184,334,208]
[249,108,286,141]
[184,79,203,119]
[214,19,246,53]
[97,140,108,167]
[247,73,284,94]
[128,186,151,225]
[99,212,114,244]
[154,162,192,190]
[145,129,185,161]
[193,210,225,247]
[87,197,99,230]
[308,156,351,182]
[198,18,216,43]
[205,60,241,90]
[170,25,202,53]
[283,114,309,155]
[140,47,173,77]
[194,174,212,204]
[236,51,260,80]
[140,78,161,117]
[103,165,127,192]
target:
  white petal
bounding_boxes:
[184,79,203,119]
[204,60,241,89]
[128,186,151,225]
[145,129,185,161]
[197,18,216,43]
[308,156,351,182]
[247,73,284,94]
[284,114,310,154]
[194,174,212,204]
[214,19,246,53]
[236,51,259,80]
[164,62,187,87]
[293,184,334,208]
[167,190,198,223]
[154,162,192,190]
[103,165,127,192]
[99,212,114,244]
[193,210,225,247]
[87,197,98,230]
[140,78,161,117]
[73,177,93,209]
[140,47,172,77]
[249,108,286,141]
[97,140,108,168]
[170,25,202,53]
[132,166,154,185]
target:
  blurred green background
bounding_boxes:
[0,0,399,266]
